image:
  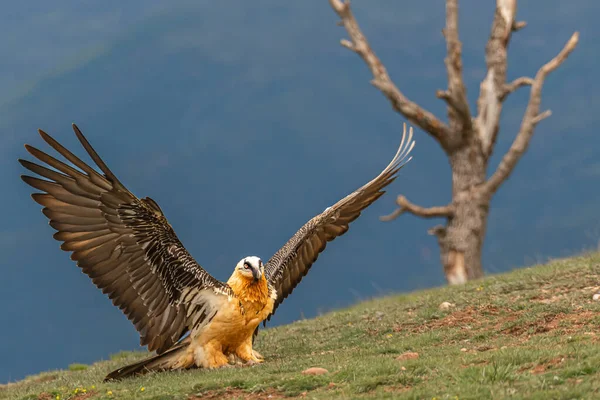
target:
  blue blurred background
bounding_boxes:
[0,0,597,382]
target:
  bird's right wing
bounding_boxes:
[19,124,234,354]
[264,124,415,321]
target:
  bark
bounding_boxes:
[330,0,579,284]
[433,142,489,283]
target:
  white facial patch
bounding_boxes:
[244,256,262,269]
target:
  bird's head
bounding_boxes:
[235,256,264,283]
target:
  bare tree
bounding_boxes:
[328,0,578,284]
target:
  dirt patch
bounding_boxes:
[395,306,596,342]
[531,294,566,304]
[431,305,505,329]
[519,356,566,375]
[396,305,507,334]
[383,385,411,393]
[190,388,288,399]
[366,327,381,336]
[34,375,58,384]
[396,351,419,361]
[72,391,98,400]
[502,311,596,337]
[502,313,557,336]
[432,310,479,328]
[37,393,53,400]
[546,311,595,333]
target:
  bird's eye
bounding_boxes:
[243,262,251,269]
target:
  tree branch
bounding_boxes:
[441,0,472,134]
[482,32,579,196]
[512,21,527,31]
[380,195,454,221]
[475,0,518,156]
[500,76,534,100]
[329,0,453,151]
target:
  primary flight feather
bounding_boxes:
[19,123,415,380]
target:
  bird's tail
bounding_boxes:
[104,339,192,381]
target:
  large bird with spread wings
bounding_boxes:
[19,123,415,380]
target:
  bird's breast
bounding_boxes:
[196,297,274,346]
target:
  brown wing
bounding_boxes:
[19,124,234,354]
[264,124,415,321]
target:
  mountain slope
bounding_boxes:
[3,253,600,399]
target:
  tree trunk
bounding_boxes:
[434,141,489,284]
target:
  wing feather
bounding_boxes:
[264,124,415,321]
[20,124,234,354]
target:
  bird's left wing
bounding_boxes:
[19,124,235,354]
[264,124,415,321]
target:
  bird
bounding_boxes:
[19,122,415,380]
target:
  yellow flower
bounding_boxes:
[107,390,113,396]
[386,333,393,338]
[91,385,96,389]
[55,396,60,400]
[140,387,146,392]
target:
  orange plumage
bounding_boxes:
[171,259,275,369]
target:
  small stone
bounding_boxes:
[401,366,406,371]
[460,348,468,352]
[396,351,419,361]
[593,293,600,301]
[302,367,329,375]
[439,302,455,310]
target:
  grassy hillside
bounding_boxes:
[3,253,600,400]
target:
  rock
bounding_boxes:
[400,366,406,371]
[396,351,419,361]
[593,293,600,301]
[460,348,468,352]
[302,367,329,375]
[439,302,455,310]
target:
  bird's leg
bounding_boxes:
[196,340,230,369]
[235,337,264,364]
[227,353,245,365]
[252,349,264,361]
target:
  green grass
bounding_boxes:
[3,253,600,399]
[67,365,88,373]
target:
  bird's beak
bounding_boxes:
[252,268,262,282]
